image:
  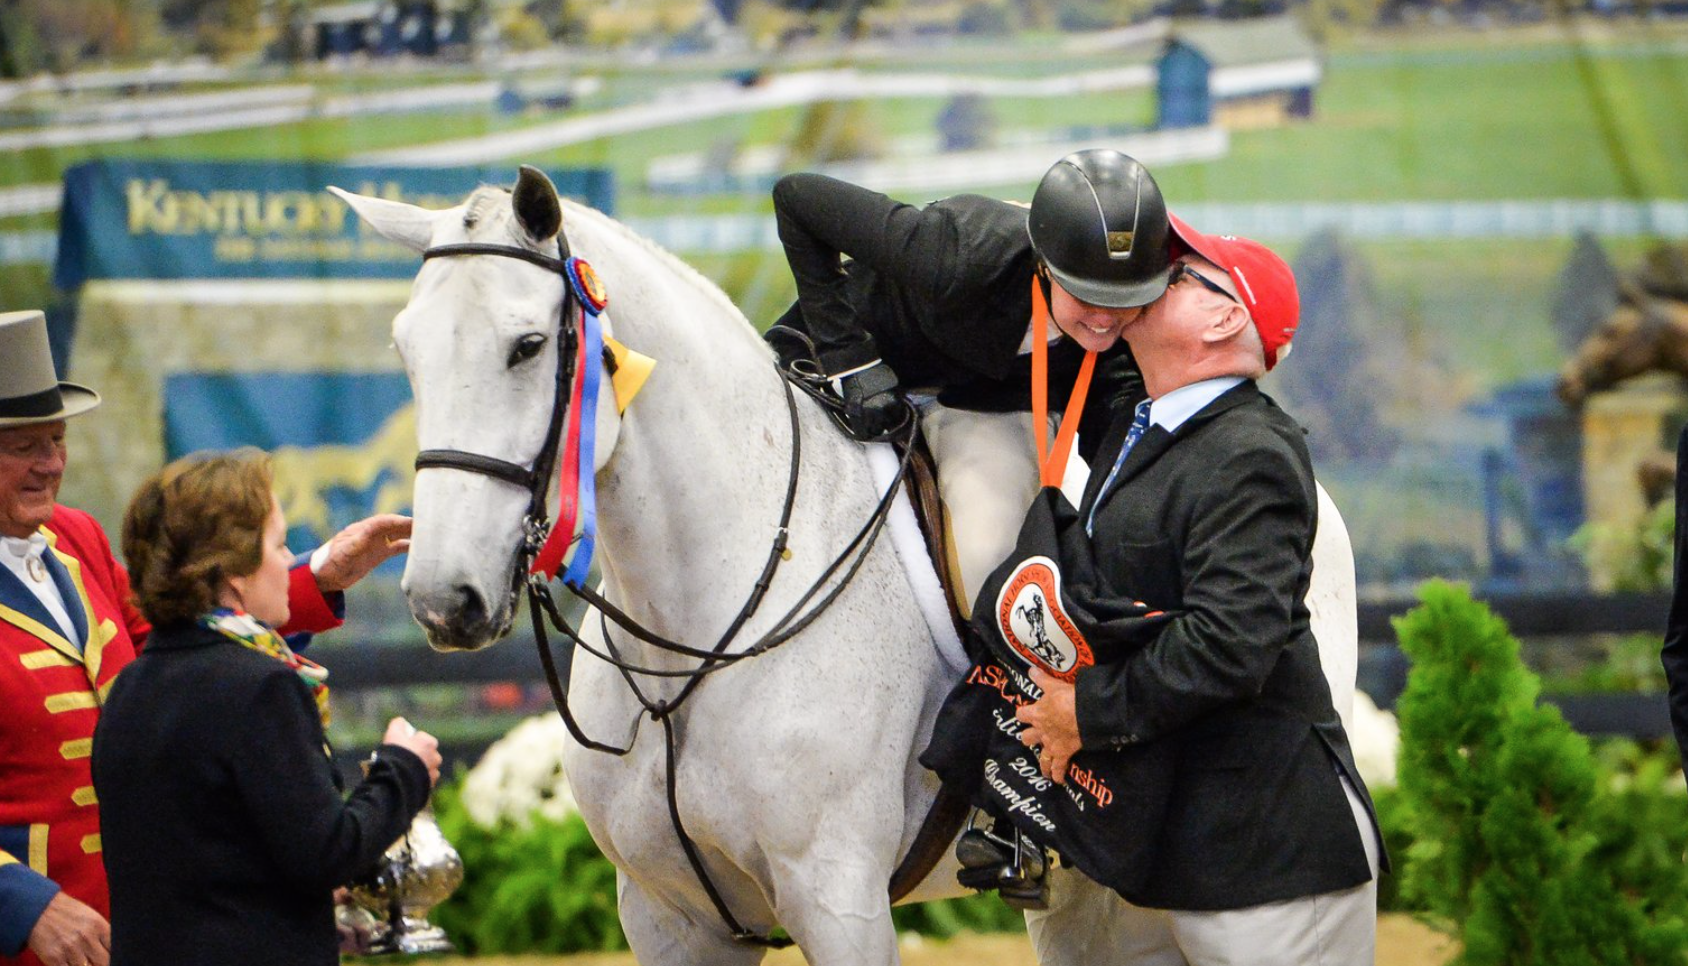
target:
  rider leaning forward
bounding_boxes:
[769,149,1172,615]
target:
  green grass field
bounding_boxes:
[8,24,1685,200]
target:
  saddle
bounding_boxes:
[900,430,970,643]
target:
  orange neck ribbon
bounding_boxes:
[1030,276,1097,489]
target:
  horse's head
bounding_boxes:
[331,167,607,650]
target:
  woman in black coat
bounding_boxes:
[91,451,441,966]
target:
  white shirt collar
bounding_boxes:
[1148,376,1246,432]
[1016,322,1065,355]
[0,532,49,565]
[0,530,79,644]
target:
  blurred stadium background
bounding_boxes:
[4,4,1687,959]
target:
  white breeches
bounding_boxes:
[919,402,1089,619]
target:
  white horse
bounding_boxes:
[332,167,1360,965]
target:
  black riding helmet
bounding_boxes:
[1028,150,1172,309]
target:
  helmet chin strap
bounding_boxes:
[1034,266,1064,336]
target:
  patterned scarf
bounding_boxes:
[201,608,331,727]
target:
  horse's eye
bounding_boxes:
[507,333,547,368]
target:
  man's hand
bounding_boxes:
[838,361,906,439]
[27,891,110,966]
[314,514,413,593]
[1015,667,1082,784]
[333,887,378,955]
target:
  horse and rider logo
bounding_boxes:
[994,555,1093,682]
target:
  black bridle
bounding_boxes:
[413,236,916,949]
[416,240,580,578]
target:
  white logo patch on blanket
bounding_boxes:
[994,555,1093,682]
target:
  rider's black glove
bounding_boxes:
[838,361,906,439]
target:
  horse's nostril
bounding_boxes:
[457,585,488,627]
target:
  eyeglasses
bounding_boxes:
[1170,262,1240,305]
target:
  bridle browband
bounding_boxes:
[412,233,917,949]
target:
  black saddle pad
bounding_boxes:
[920,487,1179,902]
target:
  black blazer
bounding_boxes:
[91,621,430,966]
[772,173,1140,459]
[1073,381,1380,911]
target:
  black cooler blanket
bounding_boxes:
[921,487,1181,902]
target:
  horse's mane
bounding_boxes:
[558,197,755,334]
[459,184,756,339]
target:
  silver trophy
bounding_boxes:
[343,809,464,955]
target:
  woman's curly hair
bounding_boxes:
[123,450,275,626]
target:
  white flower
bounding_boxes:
[1350,691,1399,789]
[460,713,578,829]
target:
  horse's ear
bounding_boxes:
[513,165,562,243]
[327,186,439,253]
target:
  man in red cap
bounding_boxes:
[1010,219,1384,964]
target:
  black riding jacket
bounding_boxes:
[772,173,1142,461]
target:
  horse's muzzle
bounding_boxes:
[409,583,514,652]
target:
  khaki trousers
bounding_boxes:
[1024,775,1381,966]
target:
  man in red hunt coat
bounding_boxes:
[0,310,410,966]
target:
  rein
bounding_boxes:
[414,236,917,949]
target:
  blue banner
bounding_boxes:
[53,159,614,289]
[164,372,416,548]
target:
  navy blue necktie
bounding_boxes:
[1086,399,1152,536]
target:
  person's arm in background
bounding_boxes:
[0,856,108,966]
[280,514,413,645]
[94,509,410,651]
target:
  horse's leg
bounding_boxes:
[1308,481,1358,734]
[617,871,769,966]
[771,855,900,966]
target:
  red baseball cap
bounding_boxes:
[1168,213,1299,370]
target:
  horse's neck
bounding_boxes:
[570,213,871,653]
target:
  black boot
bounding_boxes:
[955,821,1049,910]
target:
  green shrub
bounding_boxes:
[430,779,626,954]
[891,891,1022,937]
[1539,633,1670,695]
[1371,785,1421,914]
[1392,580,1688,964]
